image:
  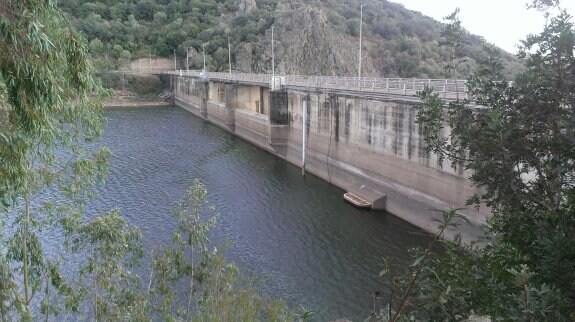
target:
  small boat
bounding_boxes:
[344,192,371,209]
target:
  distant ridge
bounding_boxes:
[59,0,523,79]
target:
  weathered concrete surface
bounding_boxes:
[174,76,202,108]
[172,75,488,242]
[175,97,202,117]
[270,90,289,125]
[235,109,270,149]
[206,101,232,131]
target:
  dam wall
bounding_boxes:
[172,75,487,241]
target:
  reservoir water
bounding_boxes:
[89,106,431,321]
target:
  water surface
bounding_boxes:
[89,106,430,321]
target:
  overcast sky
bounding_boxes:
[391,0,575,53]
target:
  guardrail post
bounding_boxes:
[403,82,406,95]
[444,79,448,98]
[386,79,389,93]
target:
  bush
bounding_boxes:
[128,75,165,97]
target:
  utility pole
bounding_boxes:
[228,37,232,75]
[271,26,275,77]
[358,4,366,83]
[186,47,190,72]
[202,43,206,73]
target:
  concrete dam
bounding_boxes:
[169,71,486,241]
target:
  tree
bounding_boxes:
[440,8,466,98]
[0,0,109,319]
[1,2,303,320]
[142,180,305,322]
[212,47,230,71]
[68,210,147,321]
[89,38,105,53]
[386,2,575,320]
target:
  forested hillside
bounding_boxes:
[58,0,523,78]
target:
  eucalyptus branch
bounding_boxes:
[146,249,155,295]
[23,194,30,305]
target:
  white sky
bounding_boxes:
[391,0,575,53]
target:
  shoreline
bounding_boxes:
[103,96,172,108]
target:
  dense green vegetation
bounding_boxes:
[57,0,522,78]
[376,3,575,321]
[57,0,281,71]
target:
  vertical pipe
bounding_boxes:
[302,99,307,176]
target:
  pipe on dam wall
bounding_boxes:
[172,75,487,243]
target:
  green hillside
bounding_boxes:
[58,0,523,79]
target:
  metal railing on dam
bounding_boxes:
[164,70,468,100]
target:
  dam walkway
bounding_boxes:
[164,70,468,100]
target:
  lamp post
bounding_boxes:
[173,49,176,71]
[271,26,275,77]
[202,43,206,73]
[358,4,366,82]
[228,37,232,75]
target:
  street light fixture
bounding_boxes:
[358,4,366,82]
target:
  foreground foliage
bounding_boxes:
[1,0,108,319]
[0,1,303,321]
[372,2,575,321]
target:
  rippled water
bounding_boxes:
[87,106,431,321]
